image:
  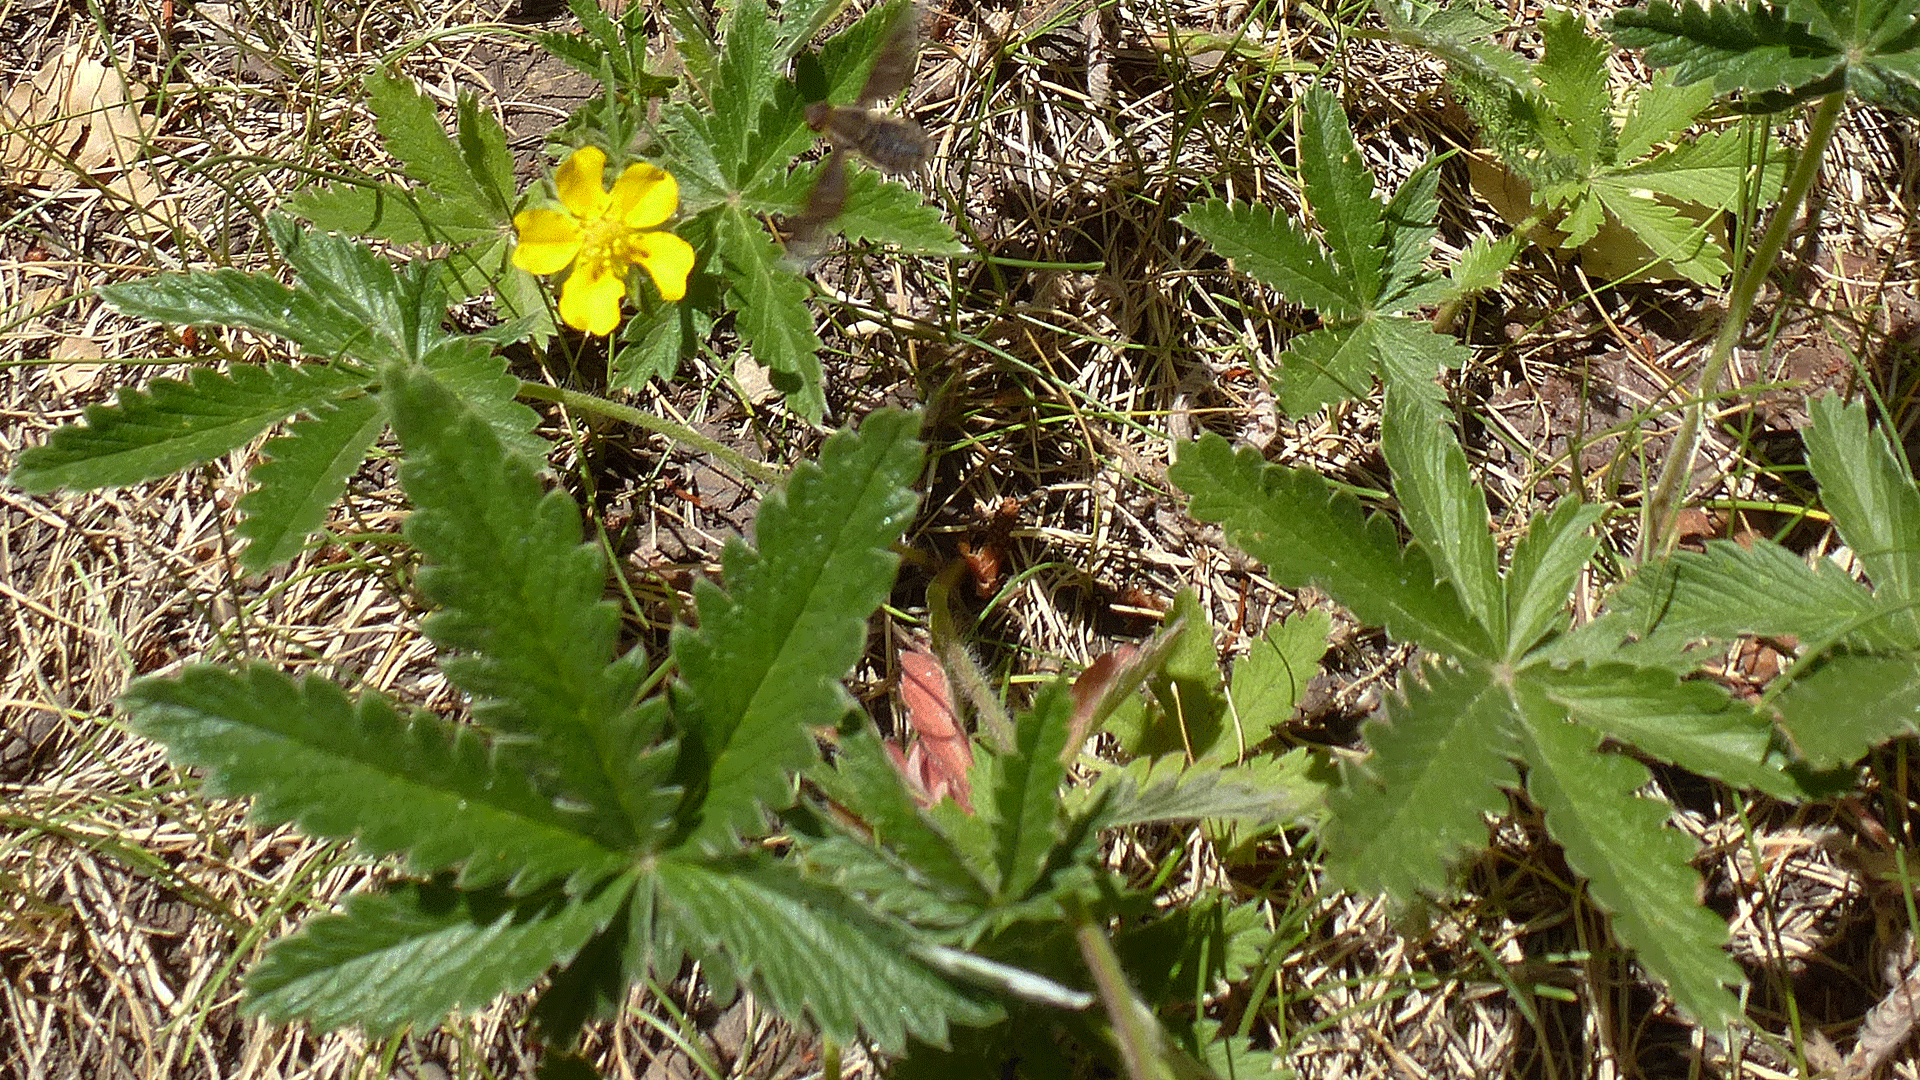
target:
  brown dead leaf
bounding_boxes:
[1,40,157,203]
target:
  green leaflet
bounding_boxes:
[385,364,653,838]
[1172,386,1821,1023]
[1179,198,1362,319]
[671,409,923,849]
[715,206,827,420]
[1382,380,1504,644]
[122,664,635,892]
[235,394,385,571]
[1088,749,1328,833]
[1323,663,1520,899]
[1172,434,1493,659]
[991,683,1073,900]
[9,362,369,493]
[1516,703,1744,1026]
[1227,608,1334,748]
[1776,651,1920,765]
[244,873,638,1034]
[1805,395,1920,630]
[653,855,1004,1051]
[834,164,970,255]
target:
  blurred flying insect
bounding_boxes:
[805,3,928,174]
[789,4,928,246]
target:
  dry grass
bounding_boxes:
[4,0,1920,1075]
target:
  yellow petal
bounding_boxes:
[554,147,612,220]
[634,231,696,302]
[611,163,679,230]
[559,263,627,335]
[511,208,584,274]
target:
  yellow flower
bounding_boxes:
[511,147,696,336]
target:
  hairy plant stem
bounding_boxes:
[515,381,787,488]
[1068,897,1173,1080]
[1638,91,1846,560]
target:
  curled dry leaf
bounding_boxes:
[1,40,158,205]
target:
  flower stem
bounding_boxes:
[516,381,787,489]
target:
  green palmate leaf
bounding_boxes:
[1297,87,1387,301]
[9,362,370,493]
[1323,662,1518,899]
[1228,607,1334,745]
[1531,663,1799,797]
[236,394,384,571]
[1178,200,1361,318]
[715,208,826,420]
[1504,499,1605,657]
[1382,383,1503,642]
[1806,395,1920,634]
[672,410,922,849]
[1173,434,1492,659]
[385,364,653,840]
[122,664,635,891]
[653,855,1002,1052]
[833,166,969,255]
[1515,700,1744,1026]
[245,874,636,1033]
[993,683,1073,900]
[1776,650,1920,765]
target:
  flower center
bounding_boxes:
[578,215,641,278]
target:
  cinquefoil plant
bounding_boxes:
[116,369,1019,1051]
[1435,7,1785,286]
[1179,87,1514,415]
[1170,379,1805,1027]
[288,0,963,417]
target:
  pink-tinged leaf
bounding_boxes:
[900,649,960,738]
[1064,619,1186,760]
[890,647,974,812]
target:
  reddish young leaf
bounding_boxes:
[891,647,974,812]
